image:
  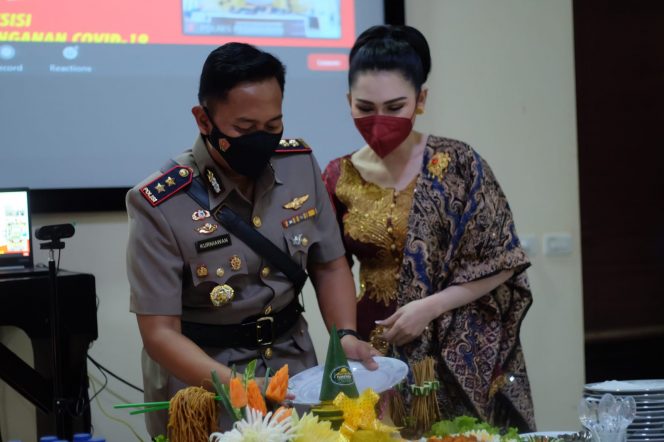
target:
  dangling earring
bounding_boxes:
[416,108,424,115]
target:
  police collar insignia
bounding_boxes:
[205,167,223,195]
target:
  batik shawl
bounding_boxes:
[323,135,536,431]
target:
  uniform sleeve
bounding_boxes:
[307,153,347,264]
[126,188,184,315]
[448,150,530,285]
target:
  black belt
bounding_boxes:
[181,297,303,349]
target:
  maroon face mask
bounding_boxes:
[353,114,413,158]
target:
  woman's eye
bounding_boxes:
[356,106,373,113]
[388,106,404,112]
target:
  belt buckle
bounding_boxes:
[256,316,274,347]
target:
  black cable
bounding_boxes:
[89,361,108,403]
[87,355,144,393]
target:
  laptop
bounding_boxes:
[0,188,48,277]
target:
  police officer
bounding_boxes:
[126,43,377,435]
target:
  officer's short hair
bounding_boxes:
[198,42,286,106]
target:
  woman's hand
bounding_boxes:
[378,297,439,346]
[378,270,516,346]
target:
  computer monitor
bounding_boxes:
[0,188,33,269]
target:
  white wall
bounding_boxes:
[406,0,585,430]
[0,1,584,439]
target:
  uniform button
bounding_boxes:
[387,226,394,234]
[264,305,272,315]
[263,347,273,359]
[390,203,396,209]
[216,267,225,277]
[261,266,270,278]
[394,190,400,197]
[394,273,400,280]
[390,243,397,251]
[252,216,262,228]
[301,236,309,247]
[394,257,400,263]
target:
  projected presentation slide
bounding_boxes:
[183,0,343,39]
[0,192,30,256]
[0,0,383,190]
[0,0,355,47]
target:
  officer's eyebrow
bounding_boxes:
[236,114,283,124]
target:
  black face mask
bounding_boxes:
[204,108,282,179]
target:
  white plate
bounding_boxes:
[632,419,664,425]
[584,393,664,403]
[627,433,664,439]
[288,356,408,405]
[584,394,664,406]
[629,424,664,429]
[635,416,664,422]
[585,380,664,394]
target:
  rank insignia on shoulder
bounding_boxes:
[275,138,312,154]
[140,166,193,207]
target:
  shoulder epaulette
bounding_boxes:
[275,138,312,154]
[140,165,193,207]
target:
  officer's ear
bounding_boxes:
[192,105,212,135]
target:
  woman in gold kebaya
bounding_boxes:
[323,25,536,431]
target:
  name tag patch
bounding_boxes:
[196,234,231,253]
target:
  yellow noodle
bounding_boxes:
[167,386,219,442]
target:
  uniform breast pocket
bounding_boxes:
[282,226,320,268]
[187,250,248,308]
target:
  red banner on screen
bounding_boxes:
[0,0,355,47]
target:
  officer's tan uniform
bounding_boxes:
[126,136,345,435]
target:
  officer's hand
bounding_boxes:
[340,335,379,371]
